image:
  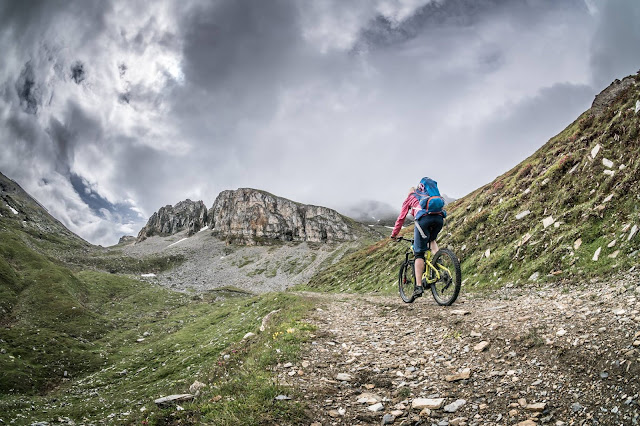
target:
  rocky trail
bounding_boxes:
[277,278,640,425]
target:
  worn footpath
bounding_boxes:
[278,278,640,425]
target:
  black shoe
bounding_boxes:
[412,286,424,298]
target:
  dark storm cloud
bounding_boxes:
[355,0,589,52]
[0,0,111,50]
[48,100,104,173]
[180,0,301,91]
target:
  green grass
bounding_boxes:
[1,274,314,425]
[0,225,315,425]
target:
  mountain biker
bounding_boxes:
[390,178,445,298]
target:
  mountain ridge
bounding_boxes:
[135,187,374,246]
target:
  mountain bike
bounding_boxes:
[396,237,461,306]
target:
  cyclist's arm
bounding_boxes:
[390,197,412,238]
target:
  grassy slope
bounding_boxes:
[304,75,640,293]
[0,235,314,425]
[0,184,315,424]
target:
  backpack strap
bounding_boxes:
[415,220,428,239]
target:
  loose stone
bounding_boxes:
[382,413,396,425]
[474,341,490,352]
[444,399,466,413]
[412,398,445,410]
[525,402,546,412]
[368,402,384,412]
[445,368,471,382]
[336,373,353,381]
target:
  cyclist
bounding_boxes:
[390,178,445,298]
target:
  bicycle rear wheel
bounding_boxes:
[430,248,461,306]
[398,260,416,303]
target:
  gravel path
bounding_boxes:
[278,277,640,425]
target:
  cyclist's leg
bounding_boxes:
[426,216,444,256]
[414,217,431,288]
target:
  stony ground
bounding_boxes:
[276,277,640,426]
[121,230,361,294]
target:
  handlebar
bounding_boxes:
[395,236,414,244]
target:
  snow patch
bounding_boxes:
[198,225,209,233]
[603,169,615,176]
[542,216,554,229]
[167,237,188,248]
[590,143,601,159]
[515,210,530,220]
[602,158,613,168]
[7,205,18,215]
[141,273,156,278]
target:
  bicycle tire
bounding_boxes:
[398,260,416,303]
[430,248,461,306]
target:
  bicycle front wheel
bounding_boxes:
[398,260,416,303]
[430,248,461,306]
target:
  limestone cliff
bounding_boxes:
[137,199,208,242]
[208,188,360,244]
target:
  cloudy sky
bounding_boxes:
[1,0,639,245]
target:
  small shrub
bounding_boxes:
[557,154,574,170]
[517,164,533,179]
[579,114,594,131]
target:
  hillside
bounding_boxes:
[0,175,318,424]
[305,74,640,293]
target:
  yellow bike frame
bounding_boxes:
[422,250,452,285]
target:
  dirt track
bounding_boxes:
[280,279,640,425]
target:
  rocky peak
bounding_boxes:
[137,199,208,242]
[118,235,136,245]
[208,188,360,245]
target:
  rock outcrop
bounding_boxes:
[118,235,136,245]
[590,76,636,116]
[208,188,360,244]
[137,199,208,242]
